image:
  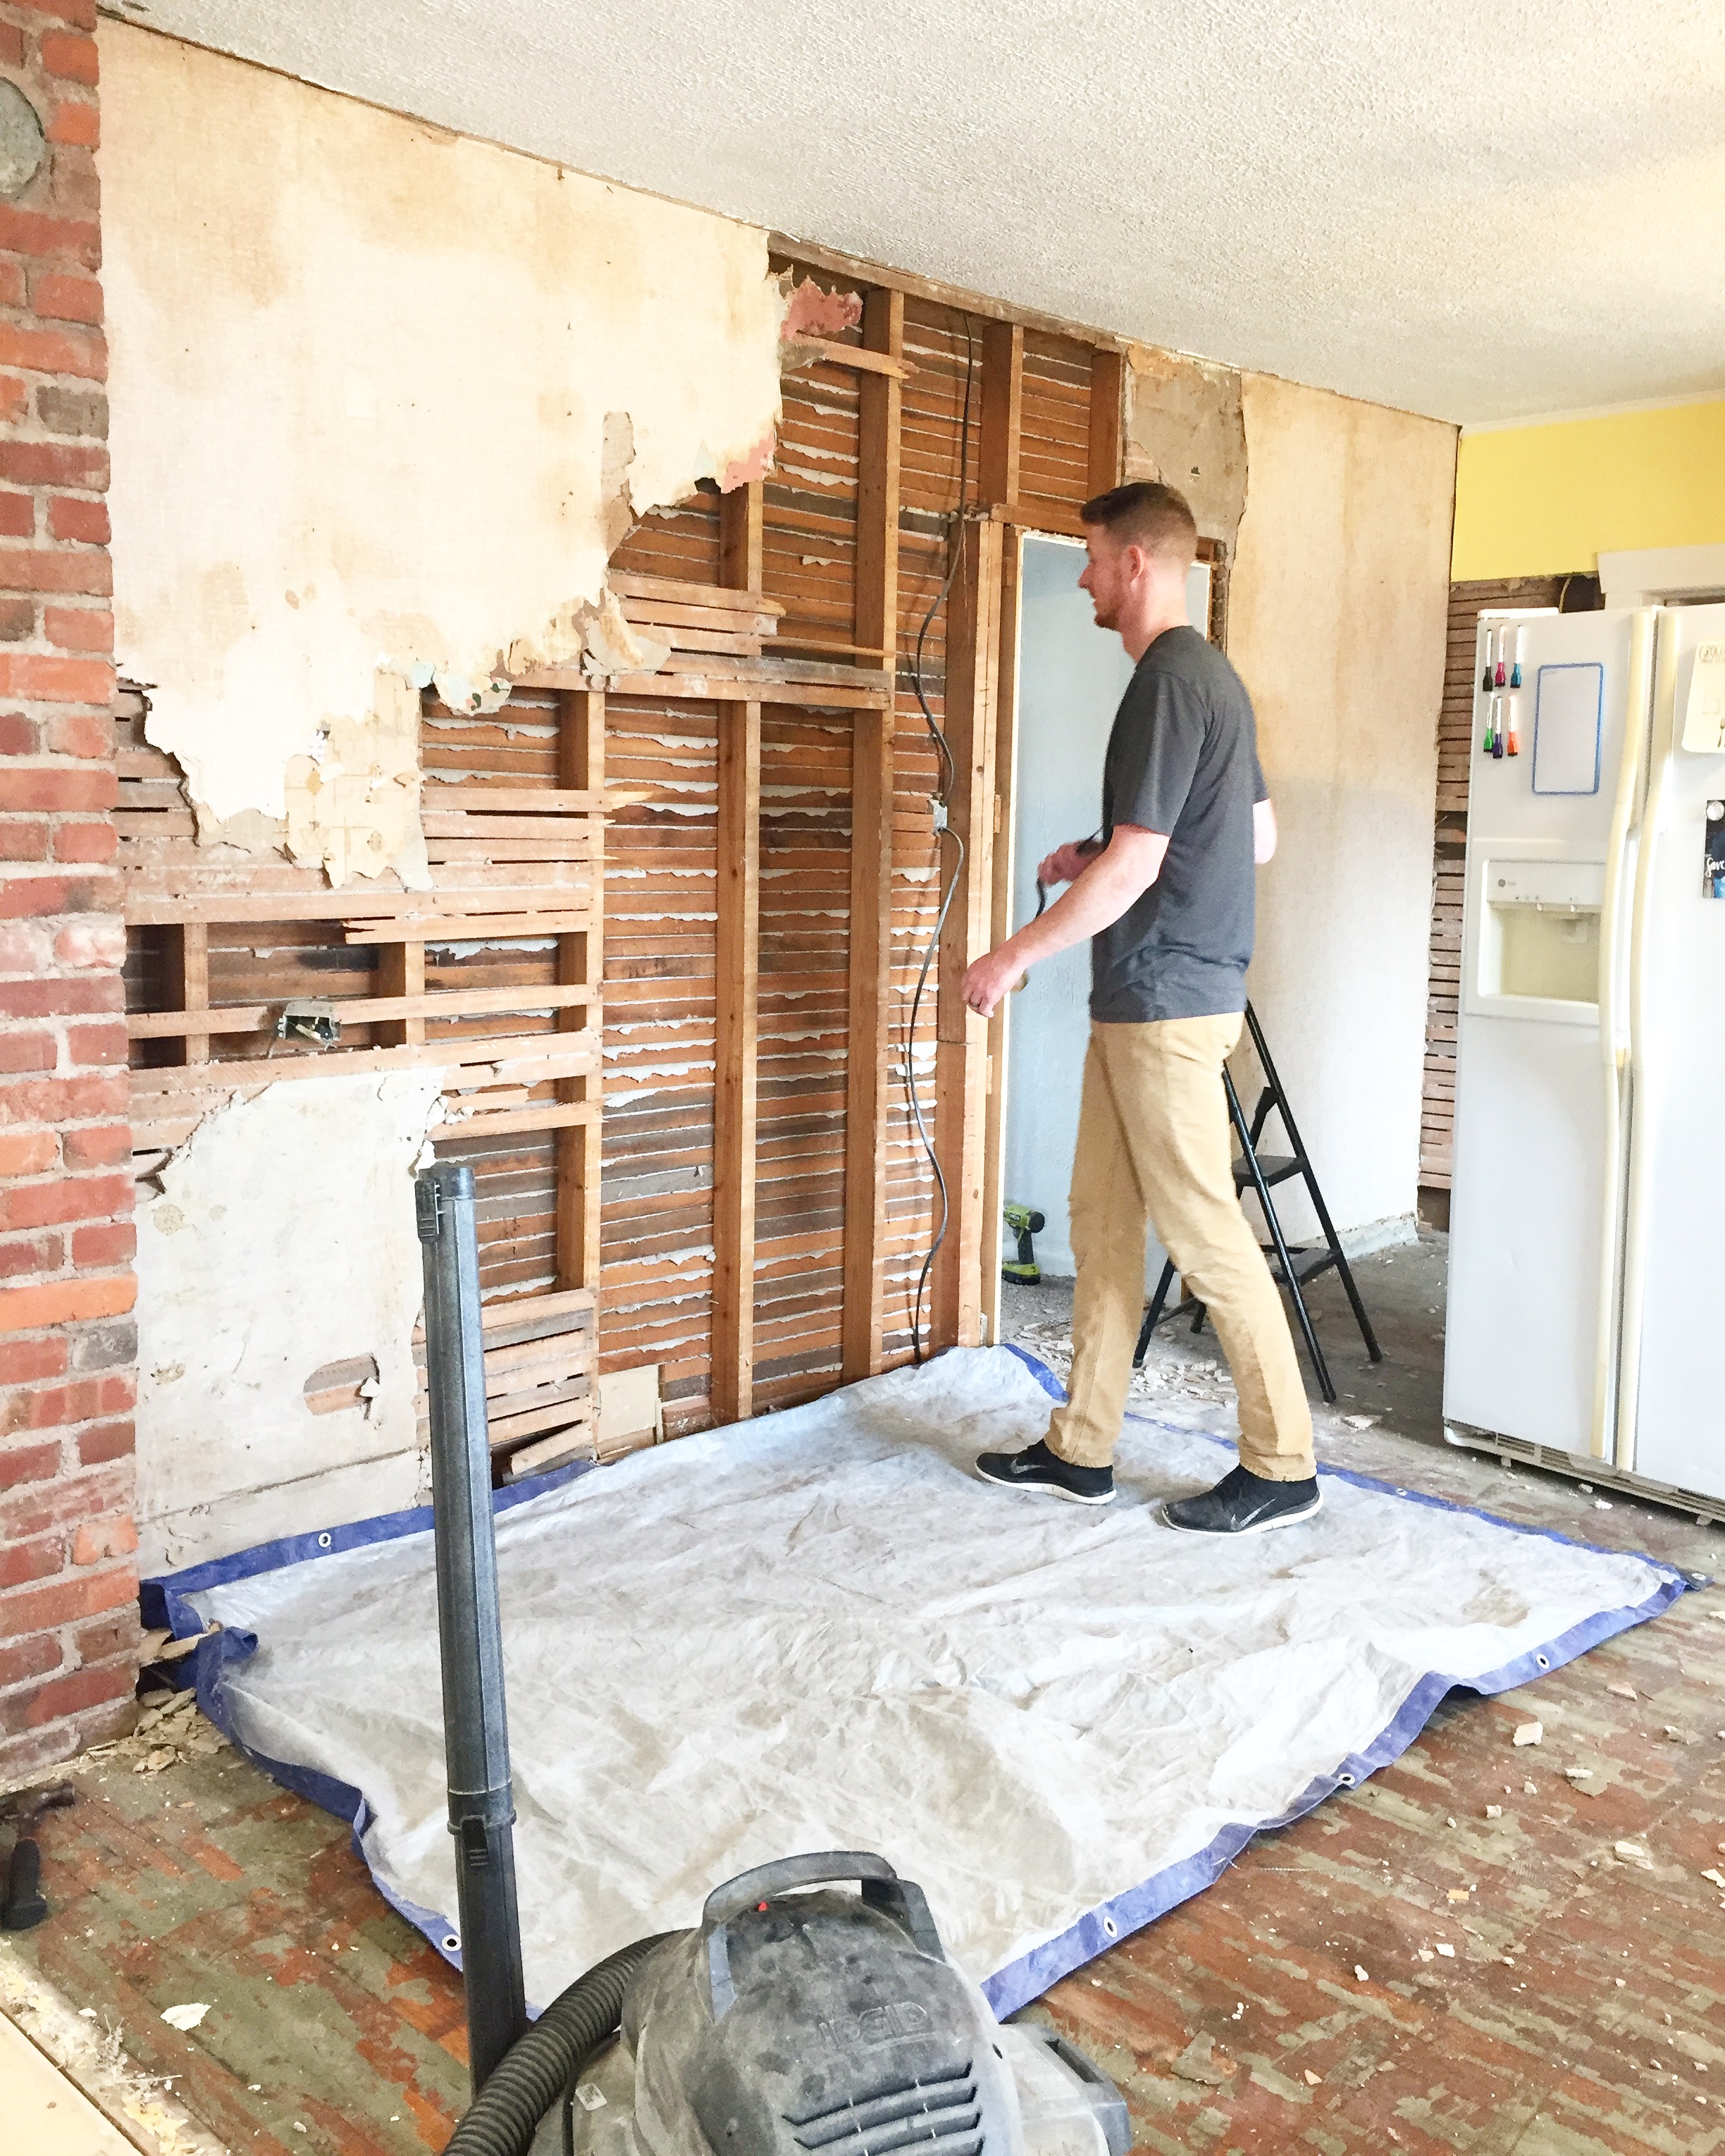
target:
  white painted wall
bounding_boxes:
[1229,374,1457,1248]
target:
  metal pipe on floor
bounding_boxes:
[416,1161,528,2095]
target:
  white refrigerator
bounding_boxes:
[1444,603,1725,1506]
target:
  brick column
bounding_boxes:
[0,0,138,1778]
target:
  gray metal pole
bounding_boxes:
[415,1161,528,2095]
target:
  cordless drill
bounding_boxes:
[1001,1202,1045,1286]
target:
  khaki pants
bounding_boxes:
[1047,1015,1315,1481]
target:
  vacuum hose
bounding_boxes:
[445,1933,680,2156]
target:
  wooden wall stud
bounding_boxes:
[555,686,605,1293]
[842,285,903,1380]
[931,516,1003,1348]
[712,698,761,1422]
[1087,349,1125,500]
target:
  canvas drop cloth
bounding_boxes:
[146,1346,1686,2016]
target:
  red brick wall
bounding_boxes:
[0,0,138,1778]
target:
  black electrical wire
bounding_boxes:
[904,820,965,1362]
[903,316,978,1362]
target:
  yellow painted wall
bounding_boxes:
[1452,400,1725,580]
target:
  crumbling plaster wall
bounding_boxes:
[1124,345,1248,551]
[134,1073,445,1573]
[101,23,789,1566]
[1227,374,1457,1244]
[101,21,784,863]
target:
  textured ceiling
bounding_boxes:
[111,0,1725,424]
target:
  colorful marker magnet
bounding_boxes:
[1481,628,1495,694]
[1505,696,1520,756]
[1490,694,1505,757]
[1509,626,1523,690]
[1482,695,1497,756]
[1493,629,1507,690]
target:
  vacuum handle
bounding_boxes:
[703,1850,899,1927]
[703,1853,946,2019]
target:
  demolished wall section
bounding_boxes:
[92,24,1461,1613]
[98,24,792,1575]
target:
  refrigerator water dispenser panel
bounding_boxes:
[1533,663,1604,794]
[1480,859,1605,1004]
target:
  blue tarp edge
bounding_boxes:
[144,1348,1688,2015]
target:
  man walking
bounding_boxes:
[963,481,1318,1534]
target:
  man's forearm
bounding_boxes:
[1003,845,1158,971]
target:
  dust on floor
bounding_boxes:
[2,1238,1720,2155]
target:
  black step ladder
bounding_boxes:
[1131,1002,1383,1404]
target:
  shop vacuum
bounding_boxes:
[417,1164,1131,2156]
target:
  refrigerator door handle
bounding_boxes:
[1612,612,1678,1472]
[1589,610,1652,1460]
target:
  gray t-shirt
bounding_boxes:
[1090,625,1267,1024]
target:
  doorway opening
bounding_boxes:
[997,534,1212,1283]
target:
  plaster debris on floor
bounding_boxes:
[1,1241,1719,2156]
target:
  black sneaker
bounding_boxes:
[975,1439,1115,1506]
[1162,1463,1322,1535]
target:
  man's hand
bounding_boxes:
[962,944,1023,1021]
[962,825,1168,1020]
[1037,838,1098,887]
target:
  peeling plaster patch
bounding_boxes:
[601,408,637,555]
[718,426,777,492]
[781,275,863,341]
[778,278,865,406]
[303,1352,381,1415]
[283,668,431,887]
[105,26,786,861]
[574,589,669,680]
[191,802,291,854]
[134,1070,445,1573]
[1125,343,1248,549]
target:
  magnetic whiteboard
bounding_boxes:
[1532,663,1604,795]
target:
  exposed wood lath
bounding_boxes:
[120,677,608,1477]
[599,254,1121,1431]
[1421,577,1566,1193]
[120,249,1125,1455]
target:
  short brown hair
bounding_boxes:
[1080,481,1198,566]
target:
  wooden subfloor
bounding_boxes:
[3,1245,1721,2155]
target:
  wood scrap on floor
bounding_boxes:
[414,1286,598,1480]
